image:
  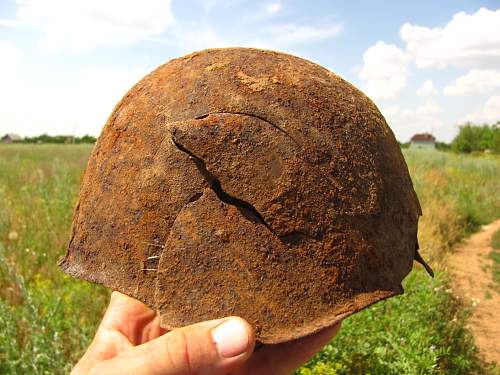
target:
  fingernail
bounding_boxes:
[212,318,249,358]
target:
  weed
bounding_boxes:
[298,271,482,374]
[492,230,500,250]
[489,229,500,292]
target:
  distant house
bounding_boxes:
[1,133,22,144]
[410,133,435,149]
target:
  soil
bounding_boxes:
[59,48,430,344]
[448,219,500,365]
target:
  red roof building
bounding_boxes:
[410,133,435,149]
[1,133,22,144]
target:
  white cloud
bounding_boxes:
[200,0,223,12]
[401,8,500,69]
[73,68,148,134]
[258,23,342,49]
[266,3,282,15]
[416,100,441,115]
[0,42,21,85]
[172,22,342,53]
[0,18,29,28]
[13,0,174,51]
[200,0,242,13]
[0,42,23,134]
[381,103,446,141]
[0,63,147,136]
[464,95,500,124]
[358,41,410,100]
[172,24,226,52]
[416,80,438,97]
[444,69,500,96]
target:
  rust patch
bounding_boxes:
[59,48,431,344]
[236,71,281,92]
[205,62,227,71]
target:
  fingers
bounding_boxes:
[72,293,165,375]
[89,317,255,375]
[100,292,167,344]
[237,322,341,375]
[101,292,156,330]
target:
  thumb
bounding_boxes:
[89,317,255,375]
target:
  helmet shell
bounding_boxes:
[60,48,422,344]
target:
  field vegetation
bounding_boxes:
[490,229,500,293]
[0,144,499,374]
[0,145,108,374]
[3,134,97,144]
[451,123,500,154]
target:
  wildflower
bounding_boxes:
[8,231,18,241]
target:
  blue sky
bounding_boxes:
[1,0,499,142]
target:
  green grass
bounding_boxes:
[490,229,500,292]
[298,271,480,375]
[0,145,109,374]
[492,231,500,250]
[404,149,500,259]
[1,145,499,374]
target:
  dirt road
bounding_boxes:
[448,219,500,365]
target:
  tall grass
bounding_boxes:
[0,145,499,374]
[490,229,500,292]
[0,145,108,374]
[405,149,500,266]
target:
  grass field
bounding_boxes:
[490,229,500,293]
[1,144,499,374]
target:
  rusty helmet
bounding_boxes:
[60,48,431,344]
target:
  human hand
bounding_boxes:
[72,291,341,375]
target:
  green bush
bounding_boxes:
[451,122,500,154]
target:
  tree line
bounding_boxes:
[16,134,96,144]
[451,122,499,154]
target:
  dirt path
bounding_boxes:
[448,219,500,365]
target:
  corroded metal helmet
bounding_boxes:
[60,48,432,344]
